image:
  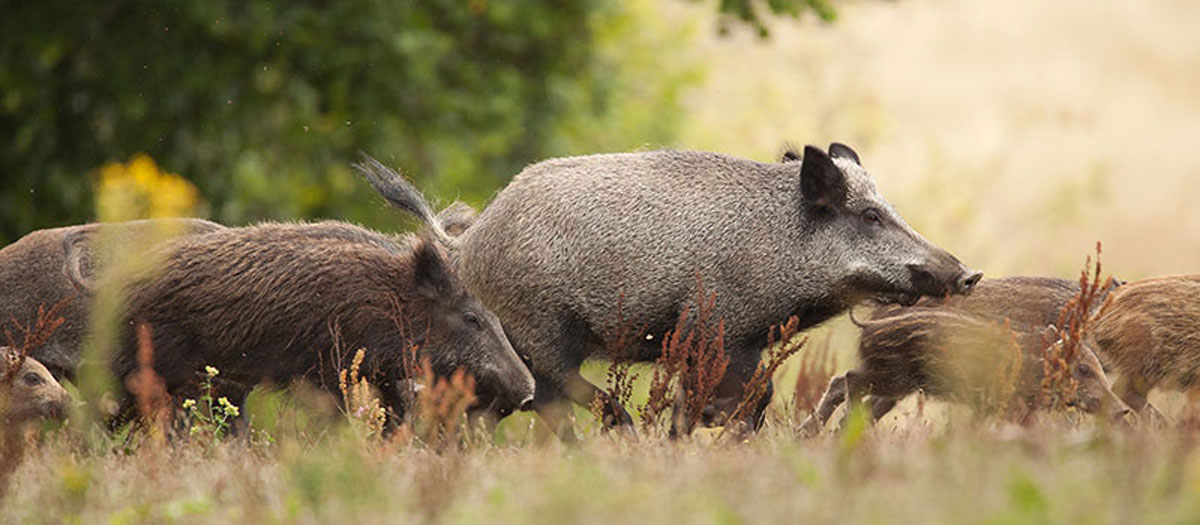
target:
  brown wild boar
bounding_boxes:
[89,220,536,424]
[1081,275,1200,418]
[872,275,1125,330]
[0,218,225,381]
[798,308,1129,436]
[2,347,73,425]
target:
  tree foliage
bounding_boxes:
[0,0,822,243]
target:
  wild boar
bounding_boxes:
[1081,274,1200,419]
[359,146,982,438]
[90,220,535,424]
[2,348,73,425]
[798,308,1130,436]
[872,275,1123,329]
[0,218,224,381]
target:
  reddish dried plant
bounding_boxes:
[720,316,807,439]
[591,295,644,429]
[2,298,71,385]
[124,323,173,443]
[1042,242,1111,411]
[793,332,837,420]
[642,280,729,435]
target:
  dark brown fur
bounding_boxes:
[101,221,535,422]
[0,218,225,380]
[1083,275,1200,416]
[799,308,1128,436]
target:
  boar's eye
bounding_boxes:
[23,373,43,387]
[1074,364,1094,379]
[862,208,883,226]
[463,311,484,330]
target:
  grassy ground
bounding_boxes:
[6,405,1200,523]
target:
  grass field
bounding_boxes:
[6,409,1200,523]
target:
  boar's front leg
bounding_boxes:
[1112,374,1167,425]
[870,396,899,422]
[798,373,850,437]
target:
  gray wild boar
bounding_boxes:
[0,218,225,380]
[2,348,73,425]
[359,145,982,437]
[90,220,535,424]
[798,308,1130,436]
[1081,274,1200,419]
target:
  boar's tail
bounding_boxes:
[847,305,870,328]
[62,230,96,295]
[354,153,456,247]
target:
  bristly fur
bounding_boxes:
[445,144,978,437]
[99,220,533,426]
[0,218,224,381]
[798,306,1123,437]
[780,144,802,163]
[1083,274,1200,414]
[354,154,455,247]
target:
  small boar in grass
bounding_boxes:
[0,218,225,381]
[1081,275,1200,418]
[359,146,983,439]
[2,348,73,425]
[874,276,1114,329]
[91,220,535,426]
[798,308,1129,436]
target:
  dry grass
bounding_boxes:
[643,279,729,436]
[6,416,1200,522]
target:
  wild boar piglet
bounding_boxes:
[1081,274,1200,419]
[799,308,1129,436]
[2,347,73,425]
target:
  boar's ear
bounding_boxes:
[828,142,861,166]
[412,239,453,299]
[800,145,848,210]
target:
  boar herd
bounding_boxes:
[1,143,1197,439]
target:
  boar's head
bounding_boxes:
[793,143,983,305]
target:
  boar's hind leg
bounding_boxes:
[798,373,849,437]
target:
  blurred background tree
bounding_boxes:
[0,0,832,244]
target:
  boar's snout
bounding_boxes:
[906,260,983,301]
[958,270,984,294]
[490,341,536,413]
